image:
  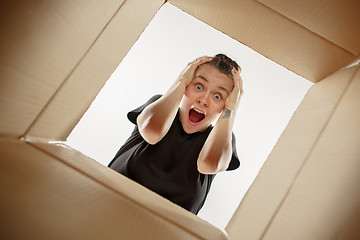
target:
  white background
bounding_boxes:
[67,3,313,229]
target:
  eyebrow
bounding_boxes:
[196,75,230,94]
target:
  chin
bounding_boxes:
[185,122,209,134]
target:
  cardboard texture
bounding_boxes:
[33,142,229,239]
[169,0,359,82]
[262,66,360,239]
[226,65,360,239]
[258,0,360,55]
[25,0,164,141]
[0,0,125,139]
[1,0,360,239]
[0,0,163,141]
[0,139,228,240]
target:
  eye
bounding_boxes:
[214,93,222,100]
[195,84,203,91]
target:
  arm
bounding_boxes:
[197,67,244,174]
[137,57,212,145]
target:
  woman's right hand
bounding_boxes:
[178,56,213,86]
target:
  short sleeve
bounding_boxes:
[127,94,162,124]
[226,132,240,171]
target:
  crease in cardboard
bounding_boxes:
[253,0,355,58]
[346,59,360,69]
[21,0,130,142]
[22,0,166,142]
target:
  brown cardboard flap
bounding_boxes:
[169,0,357,82]
[0,0,125,139]
[33,141,229,239]
[0,139,228,240]
[263,66,360,239]
[226,65,360,239]
[24,0,164,141]
[258,0,360,55]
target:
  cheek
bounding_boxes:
[184,87,198,100]
[216,105,225,114]
[213,98,225,109]
[209,101,225,115]
[182,91,194,107]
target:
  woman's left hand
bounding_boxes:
[225,67,244,111]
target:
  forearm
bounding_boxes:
[198,68,243,173]
[137,57,213,145]
[197,108,237,174]
[137,79,187,144]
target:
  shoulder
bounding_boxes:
[127,95,163,124]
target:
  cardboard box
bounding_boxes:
[1,0,359,239]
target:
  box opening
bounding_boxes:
[66,3,313,229]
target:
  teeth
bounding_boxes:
[193,108,205,115]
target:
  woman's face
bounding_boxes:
[179,64,233,134]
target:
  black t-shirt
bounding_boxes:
[108,95,240,214]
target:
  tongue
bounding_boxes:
[189,109,205,123]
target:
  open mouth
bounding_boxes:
[188,108,205,125]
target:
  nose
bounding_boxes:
[197,93,210,107]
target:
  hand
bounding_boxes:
[225,67,244,111]
[178,56,213,86]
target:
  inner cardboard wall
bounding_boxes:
[0,0,164,141]
[263,65,360,240]
[226,65,360,239]
[0,0,126,138]
[257,0,360,55]
[0,138,228,240]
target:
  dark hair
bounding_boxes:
[206,54,240,80]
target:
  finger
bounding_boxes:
[232,68,244,93]
[231,68,240,86]
[193,56,212,65]
[186,57,212,74]
[236,71,244,94]
[239,76,244,94]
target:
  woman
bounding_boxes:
[109,54,244,214]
